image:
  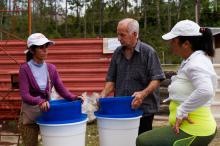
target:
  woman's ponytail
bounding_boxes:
[26,45,37,62]
[26,50,33,62]
[200,28,215,57]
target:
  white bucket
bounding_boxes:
[96,116,141,146]
[38,119,87,146]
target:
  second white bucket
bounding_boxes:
[96,116,141,146]
[38,119,87,146]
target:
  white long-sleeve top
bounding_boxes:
[168,50,218,119]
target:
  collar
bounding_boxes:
[180,50,204,68]
[121,40,140,52]
[134,40,141,52]
[30,59,45,67]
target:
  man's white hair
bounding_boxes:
[119,18,139,38]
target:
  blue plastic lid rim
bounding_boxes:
[94,110,143,118]
[37,114,87,125]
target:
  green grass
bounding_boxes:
[86,121,99,146]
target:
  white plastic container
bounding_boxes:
[38,119,87,146]
[96,116,141,146]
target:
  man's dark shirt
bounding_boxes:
[106,41,165,116]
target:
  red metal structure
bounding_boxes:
[0,0,113,121]
[0,38,112,120]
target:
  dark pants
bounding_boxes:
[136,126,217,146]
[138,114,154,135]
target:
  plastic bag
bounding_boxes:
[81,92,99,123]
[50,86,62,100]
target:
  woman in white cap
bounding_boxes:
[136,20,217,146]
[19,33,79,146]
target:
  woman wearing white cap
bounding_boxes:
[136,20,217,146]
[19,33,79,146]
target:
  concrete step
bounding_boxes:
[214,89,220,102]
[158,104,169,115]
[218,76,220,89]
[214,64,220,75]
[211,101,220,121]
[154,115,169,121]
[0,131,20,145]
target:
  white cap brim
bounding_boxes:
[28,38,54,48]
[24,40,55,54]
[162,32,178,40]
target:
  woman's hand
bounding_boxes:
[39,101,50,112]
[173,117,194,134]
[78,95,85,100]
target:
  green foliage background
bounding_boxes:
[0,0,219,63]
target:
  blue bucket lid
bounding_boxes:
[37,114,87,124]
[37,99,86,124]
[95,96,143,118]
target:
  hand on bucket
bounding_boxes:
[131,91,145,109]
[77,95,85,103]
[39,101,50,112]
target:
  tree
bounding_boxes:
[167,0,172,31]
[65,0,68,36]
[123,0,128,14]
[68,0,83,29]
[99,0,104,36]
[142,0,148,31]
[1,0,220,63]
[156,0,161,31]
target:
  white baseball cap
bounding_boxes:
[162,20,202,40]
[25,33,54,53]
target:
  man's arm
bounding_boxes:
[131,80,161,109]
[100,81,115,98]
[100,48,119,98]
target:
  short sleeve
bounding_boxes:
[147,50,165,81]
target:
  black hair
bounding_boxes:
[178,28,214,57]
[26,45,37,62]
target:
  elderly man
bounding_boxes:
[100,18,165,134]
